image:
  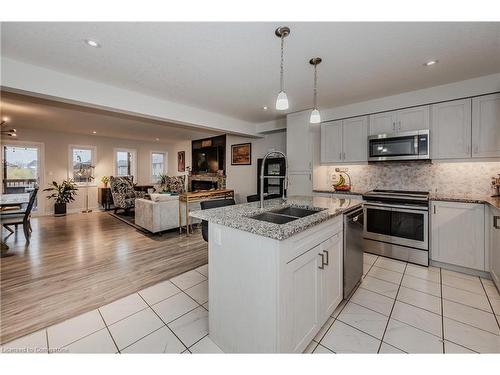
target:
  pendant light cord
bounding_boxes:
[280,35,284,92]
[313,64,318,109]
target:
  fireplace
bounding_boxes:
[191,179,218,191]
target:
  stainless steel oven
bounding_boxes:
[362,190,429,266]
[368,129,430,161]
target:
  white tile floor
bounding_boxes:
[2,254,500,354]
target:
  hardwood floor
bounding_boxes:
[0,211,207,344]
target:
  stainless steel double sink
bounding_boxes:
[250,206,325,225]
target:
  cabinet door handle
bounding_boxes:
[339,152,342,160]
[398,121,402,131]
[433,205,436,214]
[323,250,329,266]
[342,152,346,160]
[318,253,325,269]
[392,122,396,132]
[494,216,500,229]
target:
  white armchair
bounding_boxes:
[134,194,200,233]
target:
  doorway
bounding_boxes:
[1,142,44,212]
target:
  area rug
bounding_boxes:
[108,210,147,232]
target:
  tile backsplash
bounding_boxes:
[314,161,500,196]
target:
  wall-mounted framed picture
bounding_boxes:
[231,143,252,165]
[177,151,185,172]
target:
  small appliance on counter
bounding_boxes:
[492,174,500,197]
[332,167,352,192]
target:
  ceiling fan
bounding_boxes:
[1,118,17,137]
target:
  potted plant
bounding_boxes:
[158,173,170,193]
[101,175,110,188]
[44,179,79,216]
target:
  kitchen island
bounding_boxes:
[190,196,362,353]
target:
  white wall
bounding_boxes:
[167,140,192,182]
[2,127,181,215]
[225,131,287,203]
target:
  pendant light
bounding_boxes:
[275,26,290,110]
[309,57,322,124]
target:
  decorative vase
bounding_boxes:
[54,203,67,216]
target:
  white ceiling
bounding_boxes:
[2,22,500,123]
[0,92,219,143]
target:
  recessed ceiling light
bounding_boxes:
[92,130,97,134]
[2,116,10,122]
[263,106,268,110]
[424,60,438,66]
[155,138,160,141]
[85,39,101,48]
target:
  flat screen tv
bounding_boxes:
[192,147,220,173]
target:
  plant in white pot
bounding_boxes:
[44,179,79,216]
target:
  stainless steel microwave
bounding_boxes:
[368,129,430,162]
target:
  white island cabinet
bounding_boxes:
[208,216,343,353]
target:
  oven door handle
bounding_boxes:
[364,202,428,212]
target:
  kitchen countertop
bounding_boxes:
[430,193,500,210]
[190,195,363,241]
[313,189,364,195]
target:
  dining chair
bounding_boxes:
[1,188,39,243]
[200,198,236,242]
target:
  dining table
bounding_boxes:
[1,193,30,255]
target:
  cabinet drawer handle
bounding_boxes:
[494,216,500,229]
[323,250,329,266]
[318,253,325,269]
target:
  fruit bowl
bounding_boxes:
[334,185,351,192]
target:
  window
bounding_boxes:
[151,152,167,183]
[114,148,136,179]
[69,145,96,185]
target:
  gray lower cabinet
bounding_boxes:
[489,206,500,288]
[430,201,485,271]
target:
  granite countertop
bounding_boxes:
[313,189,364,195]
[190,195,363,241]
[430,193,500,209]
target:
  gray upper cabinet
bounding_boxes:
[369,112,394,135]
[321,120,343,163]
[431,98,472,159]
[342,116,368,162]
[369,105,430,135]
[397,106,430,132]
[321,116,368,164]
[472,93,500,158]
